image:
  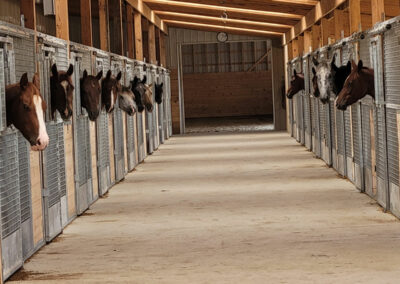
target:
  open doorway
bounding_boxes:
[180,40,274,134]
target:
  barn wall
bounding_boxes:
[183,71,273,118]
[0,0,20,25]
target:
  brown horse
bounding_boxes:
[336,60,374,110]
[6,73,49,151]
[118,86,137,116]
[144,83,154,112]
[81,70,103,121]
[286,69,304,99]
[312,67,320,97]
[51,63,74,120]
[101,70,121,113]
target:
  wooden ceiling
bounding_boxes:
[143,0,320,38]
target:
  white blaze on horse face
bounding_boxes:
[32,95,49,151]
[61,80,69,116]
[110,90,115,111]
[317,65,333,101]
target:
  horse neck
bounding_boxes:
[362,69,375,98]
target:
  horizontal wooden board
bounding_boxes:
[183,71,273,118]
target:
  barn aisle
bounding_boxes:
[10,131,400,283]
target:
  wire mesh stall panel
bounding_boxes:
[287,63,294,137]
[94,50,111,196]
[71,45,93,215]
[110,55,126,182]
[302,55,312,150]
[292,58,303,143]
[145,64,155,155]
[382,24,400,215]
[370,35,389,209]
[341,42,355,181]
[308,51,321,157]
[150,65,160,151]
[134,62,146,162]
[36,33,69,242]
[157,67,165,145]
[165,70,172,138]
[0,23,38,263]
[125,59,138,171]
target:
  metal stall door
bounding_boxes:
[71,51,93,215]
[303,55,312,150]
[370,35,389,209]
[0,40,23,280]
[165,71,172,138]
[292,58,303,143]
[111,57,126,182]
[95,54,111,196]
[287,64,294,137]
[151,66,160,150]
[382,25,400,215]
[125,61,137,171]
[134,62,146,162]
[342,43,355,181]
[157,68,165,145]
[145,64,154,154]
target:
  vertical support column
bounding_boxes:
[99,0,109,51]
[311,24,321,50]
[321,17,334,45]
[134,11,143,61]
[272,40,286,131]
[287,41,293,61]
[371,0,400,24]
[349,0,372,33]
[118,0,124,55]
[126,5,135,58]
[148,23,157,64]
[160,32,166,67]
[81,0,93,46]
[20,0,36,30]
[303,31,312,53]
[55,0,70,40]
[334,9,350,41]
[297,35,304,58]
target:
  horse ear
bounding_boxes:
[67,64,74,76]
[351,60,358,71]
[357,60,363,72]
[312,56,319,66]
[160,82,163,88]
[32,73,40,91]
[116,72,122,81]
[346,61,351,71]
[312,67,316,75]
[96,70,103,80]
[83,70,88,79]
[51,64,58,79]
[20,73,29,89]
[106,70,112,79]
[142,76,147,84]
[132,76,139,85]
[293,69,297,76]
[331,55,338,71]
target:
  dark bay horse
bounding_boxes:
[131,76,153,113]
[155,82,163,104]
[286,69,304,99]
[312,67,320,97]
[51,63,74,120]
[102,70,122,113]
[81,70,103,121]
[118,86,137,116]
[336,60,374,110]
[6,73,49,151]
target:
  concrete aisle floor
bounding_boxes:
[10,132,400,284]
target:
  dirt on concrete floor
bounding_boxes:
[9,131,400,284]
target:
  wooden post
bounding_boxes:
[118,0,124,55]
[297,35,304,58]
[372,0,400,24]
[304,31,312,53]
[134,11,143,60]
[334,9,350,41]
[287,41,293,61]
[99,0,109,51]
[160,32,166,67]
[349,0,372,34]
[55,0,69,40]
[126,4,135,58]
[148,23,156,64]
[20,0,36,30]
[321,17,334,45]
[311,24,321,50]
[80,0,93,46]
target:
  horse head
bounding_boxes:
[155,82,164,104]
[118,85,137,116]
[312,67,320,97]
[336,60,375,111]
[6,73,49,151]
[312,56,335,104]
[50,63,74,120]
[81,70,103,121]
[286,69,304,99]
[130,76,147,113]
[144,83,154,112]
[101,70,121,113]
[331,56,352,95]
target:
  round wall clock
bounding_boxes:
[217,32,228,43]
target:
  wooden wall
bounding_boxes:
[183,71,273,118]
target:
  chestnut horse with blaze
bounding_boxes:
[6,73,49,151]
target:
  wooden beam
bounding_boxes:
[371,0,400,24]
[304,30,312,53]
[292,38,299,58]
[80,0,93,46]
[20,0,36,30]
[334,9,350,41]
[287,41,293,61]
[148,23,156,64]
[99,0,109,51]
[134,11,143,60]
[125,0,167,33]
[55,0,70,40]
[297,35,304,57]
[349,0,372,34]
[311,24,321,50]
[127,4,135,58]
[160,32,166,67]
[119,0,124,55]
[321,17,334,45]
[163,20,282,37]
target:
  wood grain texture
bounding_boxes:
[55,0,69,40]
[30,150,43,246]
[170,68,181,134]
[64,125,76,219]
[183,71,273,118]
